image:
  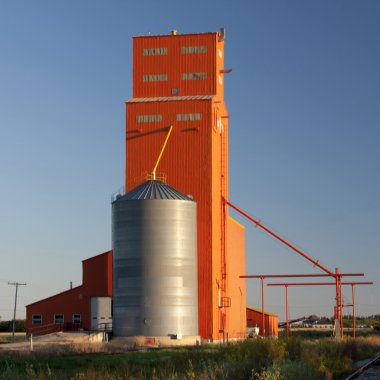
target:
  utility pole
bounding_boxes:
[8,282,26,342]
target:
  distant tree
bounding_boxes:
[308,314,319,322]
[0,320,26,332]
[317,316,332,324]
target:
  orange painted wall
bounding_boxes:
[227,217,247,338]
[246,307,279,337]
[126,31,233,340]
[133,33,224,99]
[126,99,217,339]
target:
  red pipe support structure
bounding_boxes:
[240,274,364,338]
[267,281,373,338]
[226,199,370,339]
[266,282,373,287]
[241,274,364,279]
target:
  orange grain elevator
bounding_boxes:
[125,29,246,340]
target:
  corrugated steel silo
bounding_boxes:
[112,180,198,337]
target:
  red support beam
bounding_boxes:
[352,284,356,338]
[285,285,289,337]
[241,273,364,279]
[267,282,373,286]
[335,268,343,338]
[267,281,373,339]
[261,277,265,337]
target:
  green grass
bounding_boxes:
[285,328,380,339]
[0,336,26,345]
[1,336,379,379]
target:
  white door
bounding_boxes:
[91,297,112,329]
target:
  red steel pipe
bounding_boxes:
[226,200,334,275]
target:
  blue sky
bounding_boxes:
[0,0,379,321]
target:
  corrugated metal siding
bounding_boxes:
[215,38,225,101]
[210,98,230,340]
[125,104,229,339]
[126,99,213,338]
[112,197,198,337]
[126,32,230,340]
[133,34,218,98]
[211,104,222,338]
[26,286,91,332]
[82,251,113,297]
[227,217,247,338]
[246,308,279,337]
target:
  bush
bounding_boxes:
[252,360,318,380]
[0,320,26,333]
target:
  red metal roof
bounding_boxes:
[247,306,278,317]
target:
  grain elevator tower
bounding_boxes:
[125,29,246,340]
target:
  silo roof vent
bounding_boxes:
[118,180,193,201]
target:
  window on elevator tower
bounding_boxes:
[143,74,168,82]
[182,72,207,80]
[182,46,207,54]
[176,113,202,121]
[143,47,167,56]
[136,114,163,123]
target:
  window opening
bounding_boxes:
[182,72,207,80]
[32,314,42,325]
[143,48,167,56]
[54,314,64,324]
[143,74,168,82]
[176,113,202,121]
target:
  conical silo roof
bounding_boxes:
[117,180,193,201]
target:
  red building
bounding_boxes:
[246,307,279,337]
[26,251,112,334]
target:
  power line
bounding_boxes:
[8,282,26,342]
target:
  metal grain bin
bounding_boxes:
[112,180,198,337]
